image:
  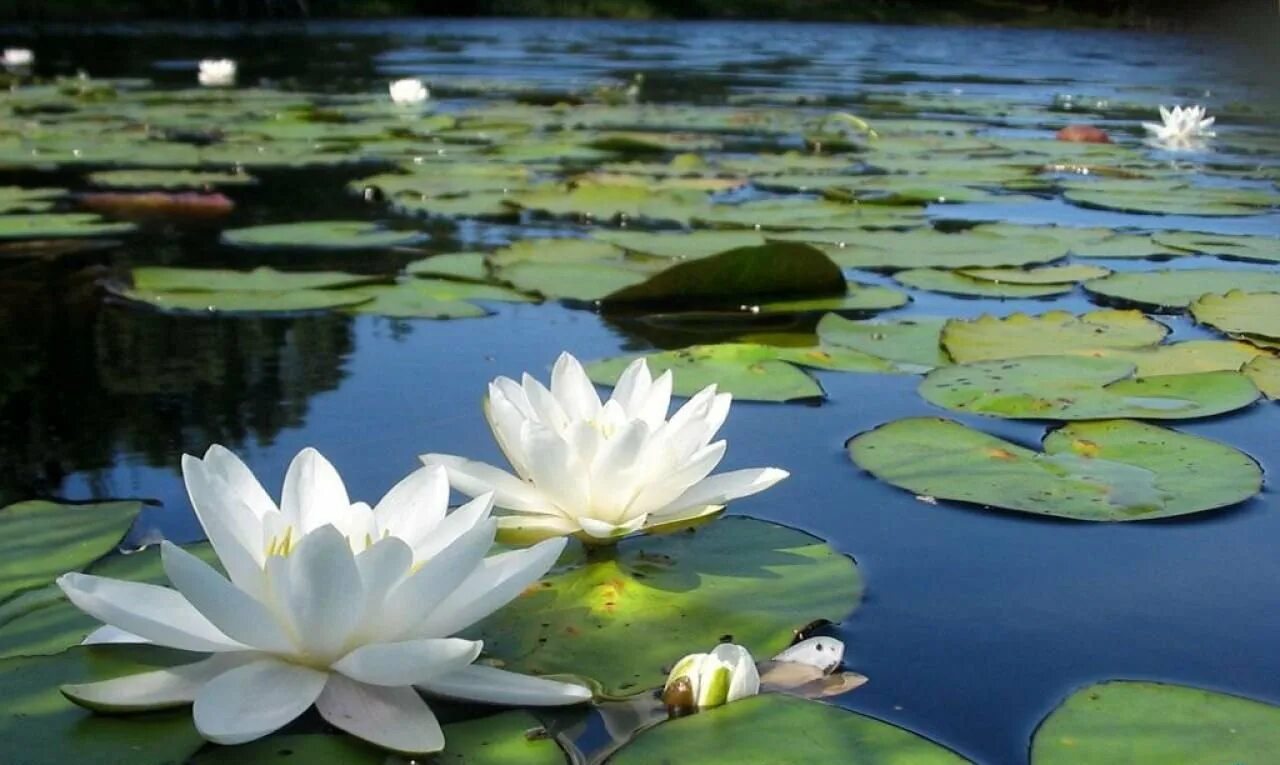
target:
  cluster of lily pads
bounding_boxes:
[1,52,1280,763]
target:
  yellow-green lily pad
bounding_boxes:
[221,220,427,251]
[942,310,1167,363]
[894,268,1073,298]
[1084,269,1280,311]
[1190,290,1280,341]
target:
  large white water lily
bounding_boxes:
[56,446,590,755]
[1142,104,1215,150]
[662,643,760,713]
[197,58,236,87]
[3,47,32,68]
[389,77,429,105]
[422,352,788,545]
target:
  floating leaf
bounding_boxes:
[920,355,1258,420]
[753,282,908,314]
[344,279,533,319]
[221,220,427,251]
[894,268,1072,298]
[1063,180,1278,216]
[696,198,924,230]
[942,310,1168,363]
[0,213,135,240]
[782,226,1068,270]
[509,184,711,225]
[610,694,971,765]
[121,288,372,314]
[498,261,651,302]
[0,186,62,213]
[1069,232,1182,259]
[129,266,379,293]
[1031,681,1280,764]
[958,264,1110,284]
[1244,355,1280,399]
[595,230,765,259]
[1066,340,1265,376]
[1151,231,1280,263]
[1084,269,1280,311]
[86,169,256,189]
[817,314,949,369]
[471,517,862,697]
[1190,290,1280,341]
[0,501,140,605]
[406,252,489,281]
[849,418,1261,520]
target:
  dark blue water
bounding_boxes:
[2,19,1279,765]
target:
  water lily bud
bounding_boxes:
[662,643,760,714]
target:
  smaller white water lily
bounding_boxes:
[662,643,759,713]
[389,77,429,105]
[3,47,33,68]
[56,446,590,754]
[423,352,789,545]
[1142,104,1215,150]
[197,58,236,87]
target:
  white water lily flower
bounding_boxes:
[423,352,788,545]
[389,77,429,105]
[1142,104,1215,150]
[3,48,32,67]
[56,446,590,755]
[662,643,760,712]
[197,58,236,87]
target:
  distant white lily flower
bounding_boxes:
[57,446,590,755]
[197,58,236,87]
[3,48,32,68]
[389,77,429,105]
[423,353,788,545]
[662,643,760,712]
[1142,104,1215,150]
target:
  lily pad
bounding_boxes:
[696,198,924,230]
[1031,681,1280,764]
[1244,355,1280,399]
[1151,231,1280,263]
[787,226,1069,270]
[87,169,256,189]
[1069,233,1182,260]
[344,279,533,319]
[0,186,62,213]
[0,213,135,240]
[130,266,379,293]
[894,268,1073,298]
[958,264,1111,284]
[942,310,1168,363]
[120,288,373,314]
[509,184,711,225]
[221,220,427,251]
[406,252,489,281]
[0,500,141,605]
[471,517,862,697]
[1065,341,1265,376]
[752,282,909,314]
[1084,269,1280,311]
[919,355,1259,420]
[610,694,971,765]
[849,418,1261,520]
[497,261,653,302]
[817,314,949,369]
[595,230,766,259]
[1190,290,1280,341]
[1063,181,1278,216]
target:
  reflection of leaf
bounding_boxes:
[849,417,1261,520]
[470,517,863,697]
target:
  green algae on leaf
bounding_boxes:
[849,418,1261,521]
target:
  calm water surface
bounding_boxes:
[2,19,1279,764]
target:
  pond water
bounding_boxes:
[2,17,1279,764]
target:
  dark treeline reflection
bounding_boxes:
[0,267,353,505]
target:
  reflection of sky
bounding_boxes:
[15,18,1280,764]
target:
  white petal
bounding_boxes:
[82,625,148,646]
[280,448,351,534]
[521,426,589,514]
[551,352,602,421]
[63,653,252,713]
[628,441,726,516]
[652,467,789,518]
[577,514,649,541]
[711,643,760,703]
[315,674,444,755]
[58,573,244,653]
[276,526,364,661]
[333,638,481,686]
[201,445,278,520]
[161,542,293,654]
[417,537,566,638]
[635,369,673,427]
[374,518,496,641]
[418,664,592,706]
[373,465,448,547]
[193,658,327,745]
[485,391,533,479]
[421,454,555,514]
[495,514,580,544]
[609,358,652,416]
[522,373,569,432]
[411,493,494,564]
[182,454,268,595]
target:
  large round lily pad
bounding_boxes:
[0,500,140,605]
[471,517,863,697]
[221,220,427,251]
[87,169,256,189]
[1084,269,1280,311]
[848,418,1261,520]
[609,694,971,765]
[942,310,1168,363]
[1031,681,1280,764]
[1063,181,1278,217]
[921,355,1259,420]
[1190,290,1280,341]
[958,264,1110,284]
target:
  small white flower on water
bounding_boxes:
[662,643,760,712]
[3,47,33,67]
[197,58,237,87]
[56,446,590,754]
[1142,104,1215,150]
[422,352,789,545]
[389,77,429,105]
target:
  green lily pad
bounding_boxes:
[87,169,256,189]
[1190,290,1280,340]
[753,282,909,314]
[1244,355,1280,399]
[509,184,711,225]
[392,191,520,219]
[221,221,427,251]
[958,264,1111,284]
[130,266,378,293]
[919,355,1259,420]
[496,259,653,302]
[1083,269,1280,311]
[344,279,533,319]
[1064,181,1278,217]
[1069,233,1183,260]
[1064,340,1266,376]
[1151,231,1280,263]
[603,242,846,308]
[611,694,971,765]
[405,252,489,281]
[0,186,62,213]
[595,230,766,259]
[817,314,949,369]
[471,517,862,697]
[121,288,373,314]
[190,712,567,765]
[0,501,141,605]
[0,646,205,765]
[587,342,899,402]
[849,418,1261,520]
[0,213,135,240]
[696,198,924,230]
[351,164,531,199]
[942,310,1168,363]
[783,226,1068,270]
[1031,681,1280,763]
[894,268,1073,298]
